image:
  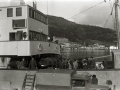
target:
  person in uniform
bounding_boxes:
[29,57,37,69]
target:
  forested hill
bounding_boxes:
[48,15,117,46]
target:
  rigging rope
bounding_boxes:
[104,14,111,28]
[67,0,106,19]
[104,2,115,28]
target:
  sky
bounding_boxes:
[0,0,117,29]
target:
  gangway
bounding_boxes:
[22,73,36,90]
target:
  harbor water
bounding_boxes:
[61,48,110,59]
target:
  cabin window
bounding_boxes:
[36,12,39,20]
[38,13,41,21]
[13,19,25,29]
[15,31,23,40]
[29,31,32,40]
[29,8,33,18]
[41,15,47,24]
[9,32,15,41]
[9,31,23,41]
[34,11,36,19]
[7,8,13,17]
[41,15,44,22]
[16,7,22,16]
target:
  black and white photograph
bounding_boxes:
[0,0,119,90]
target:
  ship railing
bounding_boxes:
[93,54,114,69]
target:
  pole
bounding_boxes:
[47,0,49,25]
[115,0,119,49]
[47,0,49,37]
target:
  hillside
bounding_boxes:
[48,15,117,46]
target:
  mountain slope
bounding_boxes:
[48,15,117,46]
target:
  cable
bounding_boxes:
[109,0,112,9]
[111,3,114,15]
[109,0,115,30]
[104,3,115,28]
[104,14,111,28]
[67,1,106,19]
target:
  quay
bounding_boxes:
[0,69,120,90]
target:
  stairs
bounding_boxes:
[22,74,36,90]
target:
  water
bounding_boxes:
[61,48,110,60]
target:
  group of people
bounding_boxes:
[88,74,98,84]
[59,57,107,70]
[8,57,37,69]
[7,56,107,70]
[96,61,107,69]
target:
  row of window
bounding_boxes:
[9,30,47,41]
[7,8,22,17]
[29,30,47,41]
[29,8,47,24]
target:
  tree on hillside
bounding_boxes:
[48,15,117,46]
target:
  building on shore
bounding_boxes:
[53,36,69,44]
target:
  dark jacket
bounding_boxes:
[29,60,37,69]
[92,77,98,84]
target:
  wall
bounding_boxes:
[30,41,60,55]
[0,70,36,90]
[0,41,30,56]
[0,70,120,90]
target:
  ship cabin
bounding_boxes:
[0,5,48,41]
[0,4,60,58]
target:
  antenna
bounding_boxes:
[47,0,49,35]
[33,0,37,9]
[47,0,48,15]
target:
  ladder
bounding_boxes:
[22,73,36,90]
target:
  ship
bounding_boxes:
[0,0,61,69]
[0,0,119,90]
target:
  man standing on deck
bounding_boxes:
[29,57,37,69]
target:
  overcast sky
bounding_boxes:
[26,0,116,29]
[0,0,116,29]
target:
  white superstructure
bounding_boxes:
[0,4,60,56]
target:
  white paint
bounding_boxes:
[0,5,28,41]
[0,41,60,56]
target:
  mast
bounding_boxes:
[115,0,119,49]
